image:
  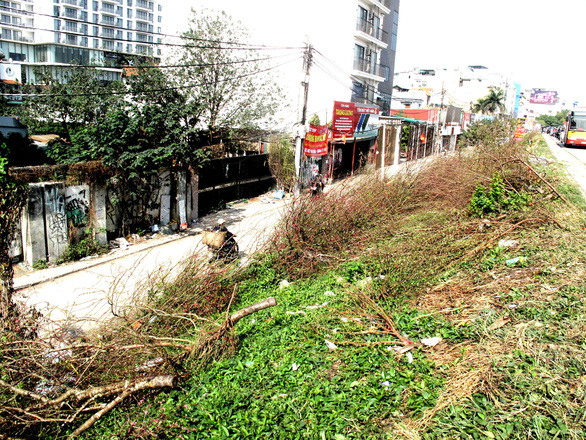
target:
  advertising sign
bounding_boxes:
[304,124,329,157]
[529,90,558,105]
[514,118,526,141]
[332,101,355,139]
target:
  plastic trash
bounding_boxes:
[498,239,519,248]
[506,256,526,266]
[325,339,337,350]
[292,363,300,371]
[279,280,290,289]
[324,290,336,296]
[421,337,442,347]
[274,189,285,199]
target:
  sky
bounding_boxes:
[163,0,586,112]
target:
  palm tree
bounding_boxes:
[472,88,507,116]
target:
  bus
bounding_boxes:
[563,110,586,147]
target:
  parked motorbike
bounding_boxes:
[201,224,239,263]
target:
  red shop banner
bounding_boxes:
[332,101,356,139]
[304,124,329,157]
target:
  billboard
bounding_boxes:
[529,90,558,105]
[332,101,380,140]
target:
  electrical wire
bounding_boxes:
[0,54,303,98]
[0,4,304,51]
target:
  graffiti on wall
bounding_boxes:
[45,186,67,245]
[65,186,90,228]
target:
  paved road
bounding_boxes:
[542,134,586,199]
[14,194,289,332]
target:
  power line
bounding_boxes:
[1,54,303,98]
[0,4,304,51]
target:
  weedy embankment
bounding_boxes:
[2,120,585,439]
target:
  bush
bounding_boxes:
[59,229,107,262]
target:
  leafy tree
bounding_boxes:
[472,88,507,116]
[309,114,321,125]
[19,65,125,140]
[72,62,206,234]
[173,9,285,140]
[536,110,568,127]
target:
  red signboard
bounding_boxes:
[332,101,356,139]
[304,124,329,157]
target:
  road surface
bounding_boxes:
[14,194,289,332]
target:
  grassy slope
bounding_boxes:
[87,133,586,440]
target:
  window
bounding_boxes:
[81,36,88,47]
[93,26,98,36]
[93,38,99,48]
[81,24,88,35]
[157,15,161,23]
[354,44,365,61]
[93,0,98,11]
[54,5,60,16]
[158,4,161,11]
[92,13,98,23]
[116,6,122,16]
[127,0,132,6]
[54,19,61,30]
[127,8,132,18]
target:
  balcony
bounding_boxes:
[356,17,388,45]
[101,29,115,38]
[136,0,153,11]
[101,5,115,14]
[135,11,151,22]
[101,16,116,26]
[353,57,387,79]
[63,10,79,20]
[62,0,83,8]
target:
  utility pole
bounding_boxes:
[294,43,313,190]
[434,82,445,154]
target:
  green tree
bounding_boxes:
[174,9,285,141]
[73,62,206,234]
[472,88,507,116]
[19,65,125,140]
[536,110,569,127]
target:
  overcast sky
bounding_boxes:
[164,0,586,107]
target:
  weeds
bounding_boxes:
[4,121,586,438]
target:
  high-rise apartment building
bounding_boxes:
[0,0,163,84]
[351,0,400,112]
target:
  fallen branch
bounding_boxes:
[515,156,573,207]
[229,297,277,325]
[28,375,176,411]
[70,375,176,437]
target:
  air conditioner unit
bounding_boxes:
[0,63,22,84]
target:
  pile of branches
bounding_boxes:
[267,119,570,281]
[0,254,277,438]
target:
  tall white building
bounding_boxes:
[0,0,163,84]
